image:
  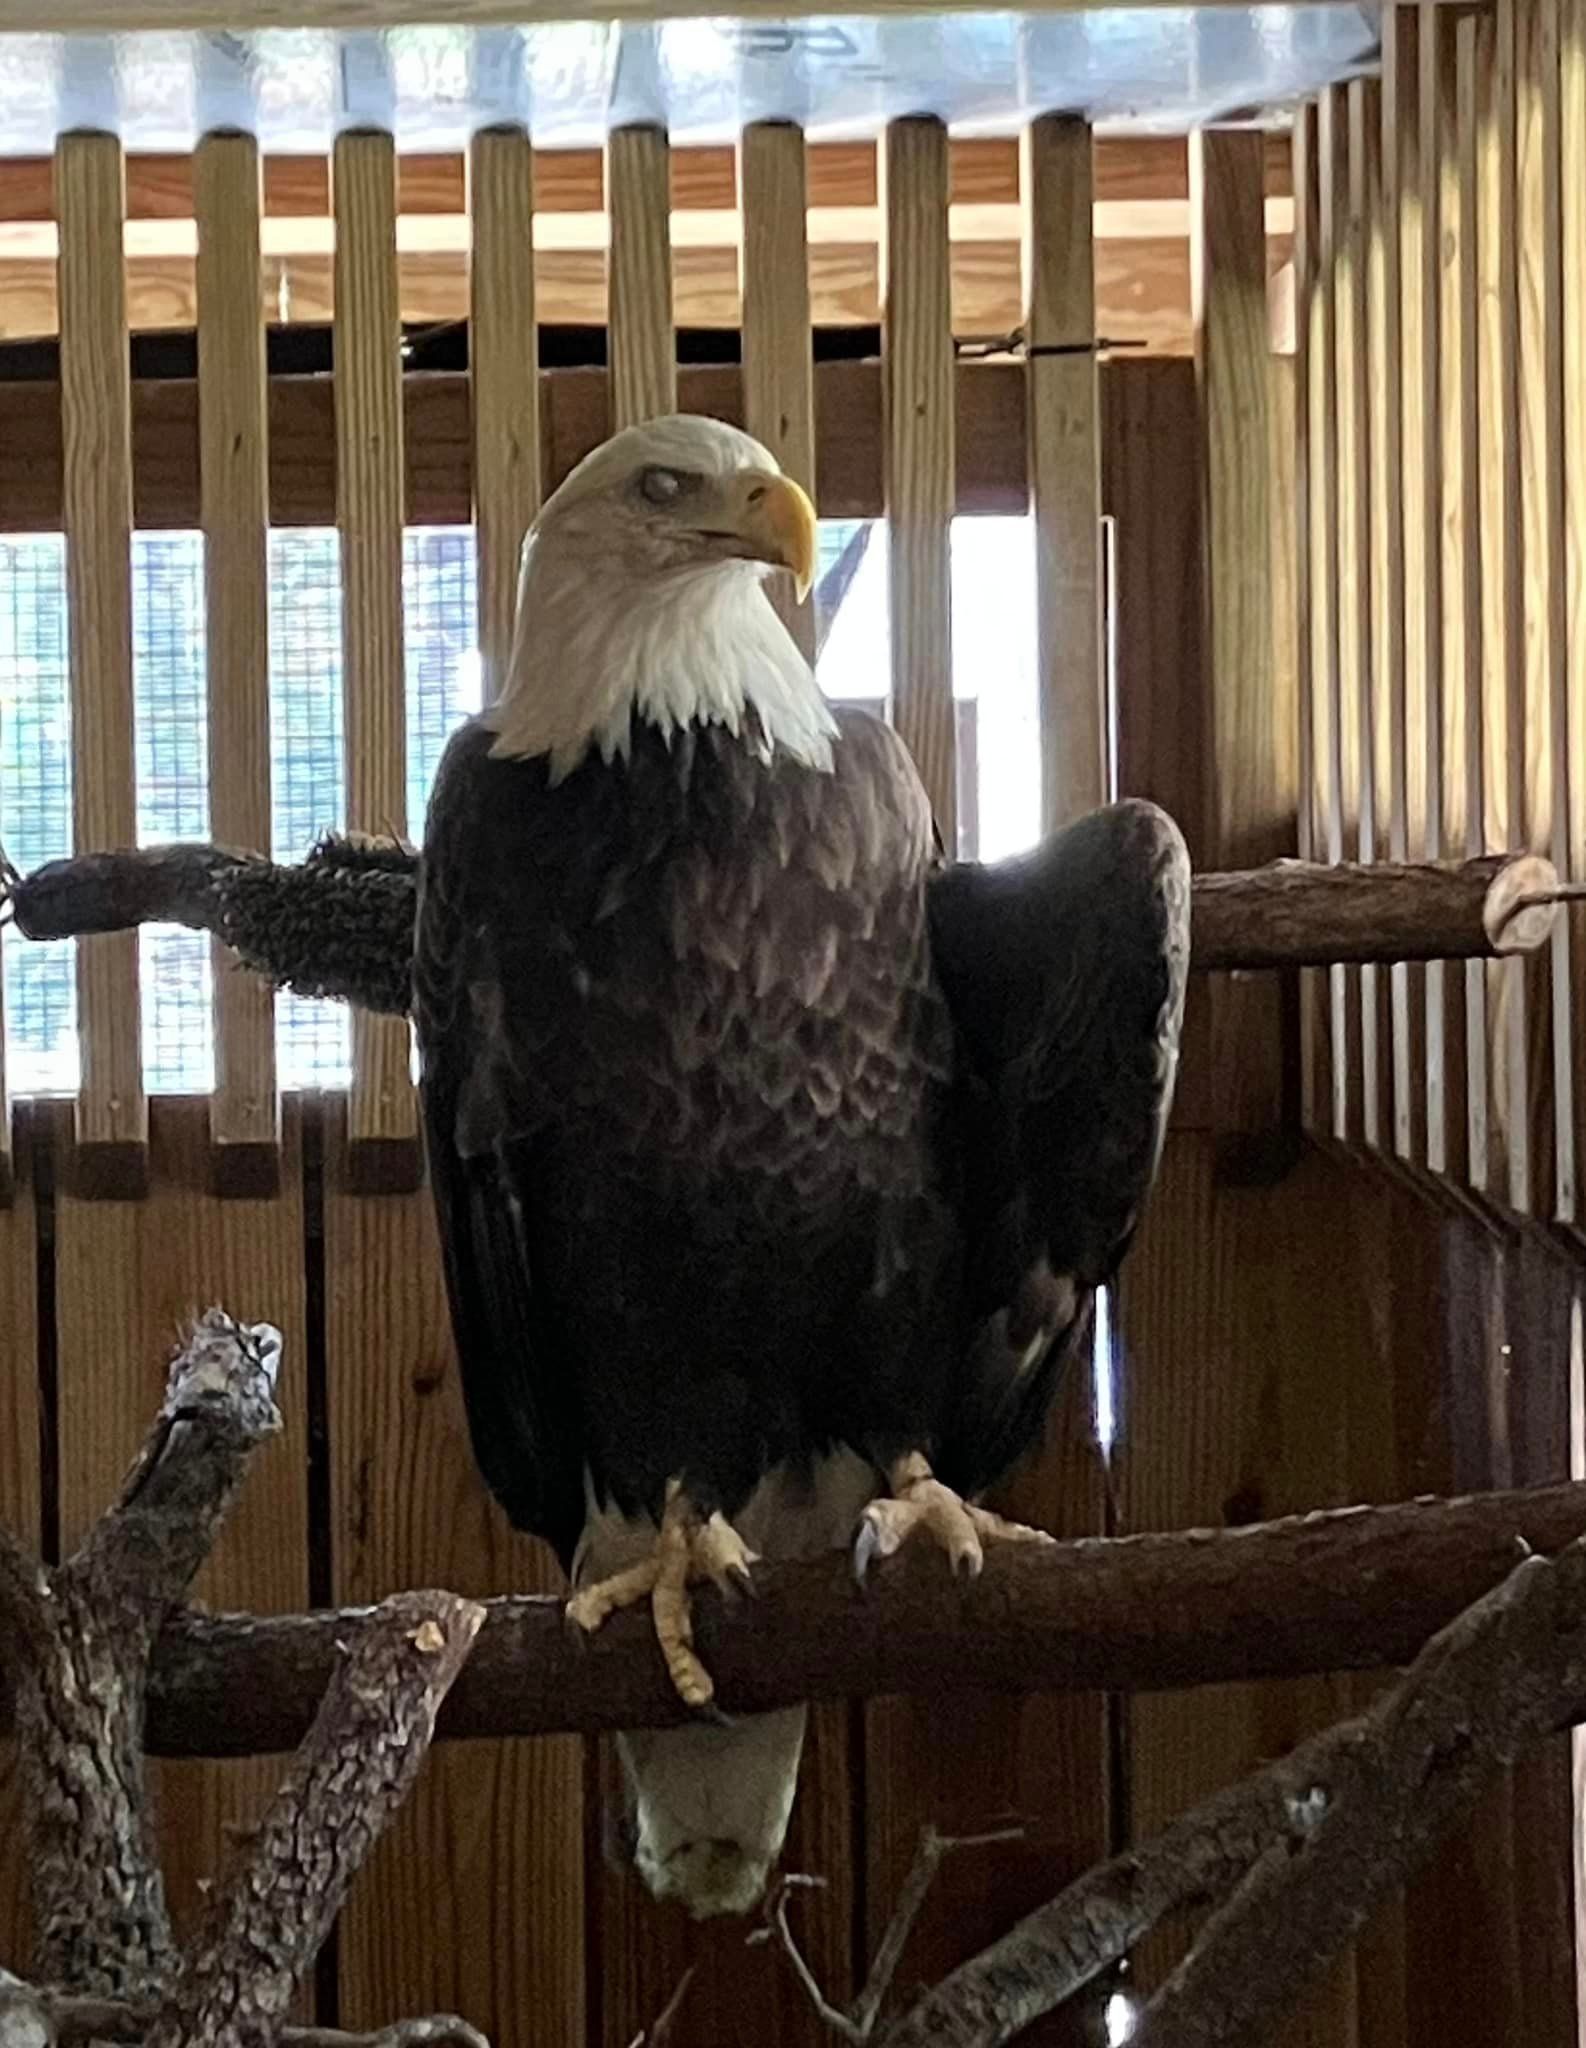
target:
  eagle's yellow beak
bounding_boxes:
[731,471,818,602]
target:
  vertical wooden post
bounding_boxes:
[333,130,416,1182]
[607,124,675,430]
[1429,10,1474,1188]
[1565,0,1586,1228]
[1024,113,1103,833]
[1476,0,1530,1214]
[1456,18,1491,1194]
[1390,5,1430,1170]
[56,131,145,1196]
[1336,89,1372,1145]
[739,120,816,659]
[196,131,277,1195]
[468,126,539,708]
[1312,93,1345,1143]
[881,116,956,843]
[1294,102,1323,1139]
[1192,126,1288,1141]
[1516,0,1572,1221]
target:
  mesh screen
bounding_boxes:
[2,515,1038,1098]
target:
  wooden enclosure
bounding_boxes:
[0,5,1584,2041]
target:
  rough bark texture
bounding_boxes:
[2,841,1565,1026]
[8,1478,1573,1759]
[145,1592,485,2048]
[0,1311,489,2048]
[0,1312,282,1997]
[851,1531,1586,2045]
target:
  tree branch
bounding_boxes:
[6,1313,283,2000]
[145,1590,485,2048]
[877,1533,1586,2048]
[28,1994,486,2048]
[0,1478,1568,1759]
[1,842,1566,1025]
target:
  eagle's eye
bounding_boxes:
[638,465,686,506]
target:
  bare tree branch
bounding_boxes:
[0,1477,1567,1760]
[30,1994,486,2048]
[878,1533,1586,2048]
[7,1313,283,2001]
[145,1591,485,2048]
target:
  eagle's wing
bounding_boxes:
[413,724,589,1569]
[927,798,1191,1497]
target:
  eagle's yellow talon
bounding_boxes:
[854,1454,1054,1583]
[567,1482,755,1709]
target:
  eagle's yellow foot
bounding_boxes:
[853,1453,1056,1583]
[566,1481,759,1710]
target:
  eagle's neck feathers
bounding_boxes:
[485,530,837,781]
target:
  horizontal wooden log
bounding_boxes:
[0,1478,1574,1761]
[5,847,1566,1016]
[1190,851,1569,966]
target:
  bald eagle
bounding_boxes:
[415,414,1189,1920]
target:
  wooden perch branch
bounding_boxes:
[0,1311,489,2048]
[146,1590,484,2048]
[1,841,1568,1028]
[0,1310,283,1999]
[872,1528,1586,2048]
[1,1476,1575,1758]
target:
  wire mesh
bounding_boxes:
[1,513,1039,1098]
[0,536,75,1095]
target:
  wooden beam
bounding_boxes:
[1565,0,1586,1229]
[1024,113,1104,831]
[881,116,956,841]
[1516,0,1572,1221]
[738,121,816,659]
[56,131,146,1196]
[467,126,539,706]
[332,131,417,1178]
[1193,125,1287,1143]
[605,125,675,429]
[1315,90,1349,1145]
[1294,101,1321,1137]
[1336,84,1372,1145]
[196,131,278,1190]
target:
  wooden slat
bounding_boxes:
[0,1111,40,1969]
[468,126,540,707]
[1294,101,1322,1138]
[195,131,277,1186]
[1390,5,1430,1171]
[55,131,145,1192]
[0,137,1288,224]
[0,237,1210,357]
[1024,114,1104,833]
[606,124,675,429]
[738,121,816,659]
[1335,89,1371,1146]
[1565,0,1586,1224]
[1357,79,1395,1158]
[1315,91,1349,1145]
[1517,0,1572,1221]
[323,1105,586,2048]
[1415,0,1453,1180]
[51,1098,310,1969]
[1193,126,1289,1149]
[1475,0,1530,1215]
[333,130,416,1170]
[1455,19,1491,1195]
[1430,11,1473,1188]
[1367,55,1410,1166]
[881,116,955,837]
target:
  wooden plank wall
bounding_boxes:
[1300,0,1586,1241]
[2,97,1583,2048]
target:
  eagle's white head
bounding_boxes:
[486,413,837,780]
